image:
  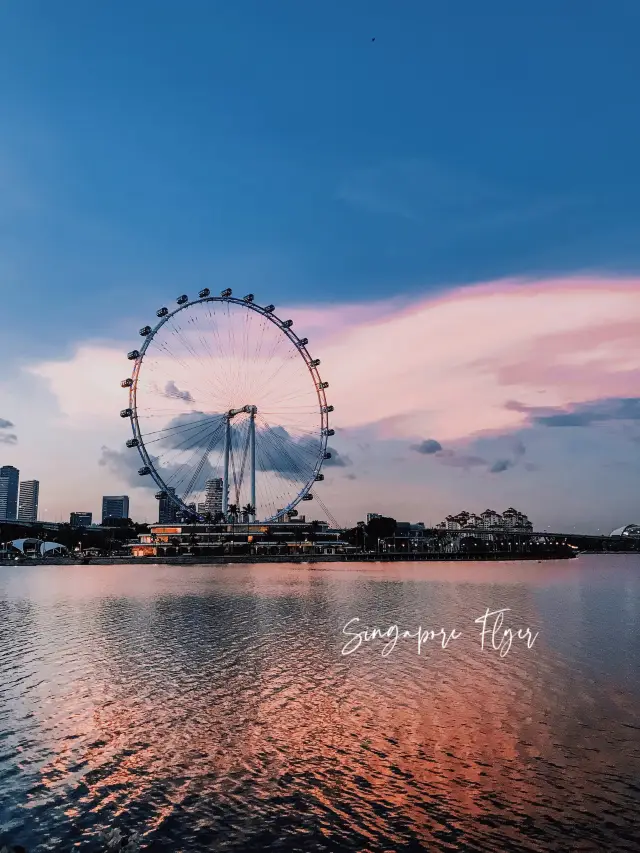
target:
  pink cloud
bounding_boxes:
[290,275,640,442]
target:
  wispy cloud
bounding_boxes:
[410,439,442,455]
[507,397,640,428]
[410,435,527,475]
[338,158,575,233]
[0,417,17,445]
[164,380,194,403]
[436,450,488,470]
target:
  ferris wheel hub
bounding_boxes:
[227,405,258,418]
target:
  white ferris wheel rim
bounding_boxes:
[120,292,332,522]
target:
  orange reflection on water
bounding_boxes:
[17,560,640,850]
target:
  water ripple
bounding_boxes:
[0,558,639,851]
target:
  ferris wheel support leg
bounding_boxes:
[250,410,256,521]
[223,415,231,516]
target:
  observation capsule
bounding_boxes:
[281,319,293,328]
[138,466,151,476]
[323,452,332,460]
[176,294,188,305]
[302,494,314,501]
[315,473,325,481]
[121,378,133,388]
[264,304,275,313]
[221,288,232,297]
[198,288,210,298]
[155,491,167,500]
[127,350,140,360]
[243,293,254,302]
[289,509,298,517]
[324,428,335,437]
[310,359,320,367]
[139,325,152,336]
[318,381,329,389]
[126,438,139,448]
[120,408,132,418]
[297,338,308,346]
[156,307,169,317]
[322,405,334,413]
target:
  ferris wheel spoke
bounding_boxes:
[257,415,318,484]
[255,347,306,399]
[264,432,321,482]
[150,420,225,461]
[207,303,232,401]
[138,412,223,436]
[255,438,299,516]
[165,317,229,403]
[262,381,318,402]
[232,419,252,505]
[164,431,223,495]
[182,423,226,502]
[140,416,225,445]
[167,317,231,403]
[151,432,225,489]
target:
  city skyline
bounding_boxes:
[0,3,639,532]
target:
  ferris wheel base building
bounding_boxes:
[129,517,350,559]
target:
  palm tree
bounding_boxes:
[242,503,255,522]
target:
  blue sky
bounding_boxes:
[0,1,639,529]
[2,1,640,349]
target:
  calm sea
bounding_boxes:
[1,557,639,852]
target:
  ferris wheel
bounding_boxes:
[119,289,334,523]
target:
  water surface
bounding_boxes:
[1,556,639,851]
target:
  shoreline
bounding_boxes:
[0,550,579,566]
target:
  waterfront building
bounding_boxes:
[102,495,130,523]
[480,509,502,529]
[70,512,92,528]
[436,507,532,532]
[17,480,39,523]
[129,518,350,558]
[0,465,19,521]
[159,488,179,524]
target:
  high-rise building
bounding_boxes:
[102,495,130,523]
[0,465,19,521]
[158,489,179,524]
[201,478,224,517]
[70,512,92,528]
[18,480,39,523]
